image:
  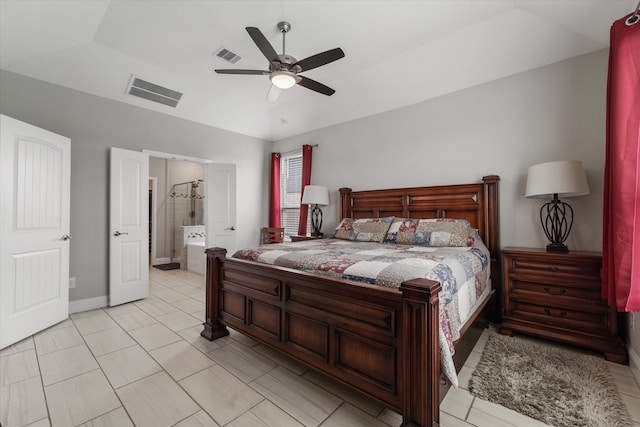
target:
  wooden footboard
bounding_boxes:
[202,247,442,427]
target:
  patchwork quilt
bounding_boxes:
[233,238,491,386]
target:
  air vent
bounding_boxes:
[126,76,182,108]
[215,47,242,64]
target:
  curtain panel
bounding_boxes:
[602,12,640,312]
[269,153,281,228]
[298,145,313,235]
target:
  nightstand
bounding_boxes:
[290,235,322,242]
[499,247,626,364]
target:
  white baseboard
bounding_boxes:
[630,347,640,385]
[68,296,108,314]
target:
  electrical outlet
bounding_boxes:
[69,277,76,289]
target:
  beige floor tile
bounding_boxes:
[177,325,226,354]
[377,408,402,427]
[34,325,84,355]
[440,412,476,427]
[457,366,474,390]
[613,372,640,398]
[45,369,120,427]
[207,341,276,383]
[466,398,548,427]
[0,376,48,427]
[607,360,635,376]
[84,327,137,357]
[97,345,162,389]
[0,336,34,358]
[303,369,384,417]
[173,410,219,427]
[228,328,260,347]
[38,345,99,386]
[249,366,342,426]
[128,322,182,351]
[463,351,482,370]
[0,348,39,386]
[103,303,140,317]
[117,371,199,427]
[77,407,133,426]
[179,365,263,426]
[46,318,74,331]
[153,288,190,303]
[25,418,50,427]
[149,340,215,380]
[228,400,303,427]
[621,393,640,423]
[135,298,179,317]
[253,344,309,375]
[72,310,119,336]
[321,403,388,427]
[156,310,202,332]
[172,298,204,314]
[111,310,157,331]
[441,386,474,421]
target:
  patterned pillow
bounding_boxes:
[333,217,395,242]
[384,218,470,247]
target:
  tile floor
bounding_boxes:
[2,268,640,427]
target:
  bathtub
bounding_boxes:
[186,241,206,275]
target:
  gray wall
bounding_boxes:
[0,70,271,303]
[274,49,608,253]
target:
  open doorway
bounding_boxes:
[149,156,206,273]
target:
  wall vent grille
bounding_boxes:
[126,76,182,108]
[215,47,242,64]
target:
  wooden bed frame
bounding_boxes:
[201,175,500,427]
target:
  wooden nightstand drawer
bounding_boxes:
[508,279,602,300]
[507,257,601,281]
[510,299,610,332]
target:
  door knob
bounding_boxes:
[61,234,72,241]
[225,226,236,231]
[113,231,129,236]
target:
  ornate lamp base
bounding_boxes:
[540,194,573,252]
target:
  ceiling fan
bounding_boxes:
[215,22,345,98]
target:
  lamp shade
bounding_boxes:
[525,160,590,199]
[301,185,329,206]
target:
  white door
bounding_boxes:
[0,115,71,349]
[109,148,149,306]
[206,164,237,255]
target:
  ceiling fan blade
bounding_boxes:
[214,69,270,75]
[266,84,282,102]
[294,48,345,72]
[297,76,336,96]
[246,27,279,63]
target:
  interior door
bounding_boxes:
[109,147,149,306]
[0,115,71,349]
[205,164,237,255]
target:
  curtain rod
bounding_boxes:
[627,0,639,25]
[281,144,318,156]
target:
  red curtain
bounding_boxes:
[298,144,313,235]
[269,153,281,228]
[602,14,640,312]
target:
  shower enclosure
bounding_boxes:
[169,179,205,267]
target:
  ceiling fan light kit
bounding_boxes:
[215,21,344,97]
[270,70,297,89]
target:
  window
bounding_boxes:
[280,151,310,238]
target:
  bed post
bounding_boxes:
[201,247,230,340]
[339,187,353,218]
[399,278,442,427]
[481,175,501,322]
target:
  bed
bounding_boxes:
[201,175,500,427]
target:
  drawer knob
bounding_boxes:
[543,286,566,295]
[544,307,567,317]
[549,265,559,272]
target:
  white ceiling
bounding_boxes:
[0,1,635,141]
